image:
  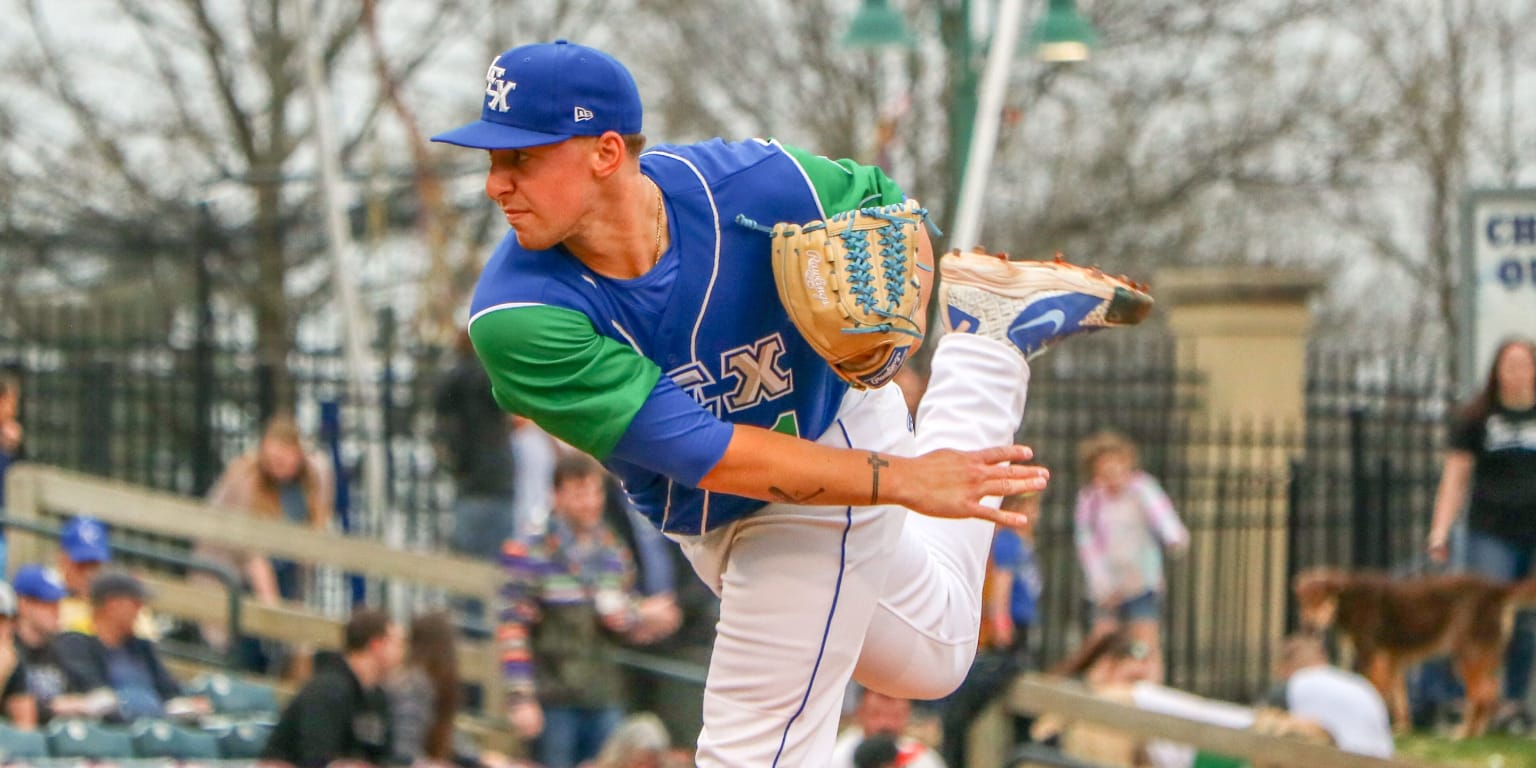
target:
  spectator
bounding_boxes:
[1040,631,1331,768]
[851,733,901,768]
[200,413,332,675]
[51,572,208,723]
[12,564,103,723]
[55,516,159,639]
[829,688,945,768]
[1033,629,1155,766]
[1074,430,1188,683]
[602,479,680,644]
[56,516,109,633]
[1271,634,1393,757]
[591,712,670,768]
[500,455,671,768]
[434,330,516,560]
[619,538,715,747]
[0,369,23,576]
[203,413,334,604]
[388,611,464,766]
[0,583,36,729]
[264,608,402,768]
[1427,337,1536,732]
[938,493,1042,768]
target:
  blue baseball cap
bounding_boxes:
[60,516,111,563]
[12,565,66,602]
[431,40,642,150]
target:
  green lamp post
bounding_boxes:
[843,0,1097,244]
[843,0,918,47]
[1030,0,1098,62]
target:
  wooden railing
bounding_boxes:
[1008,675,1436,768]
[3,463,509,747]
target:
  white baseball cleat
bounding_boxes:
[939,249,1154,359]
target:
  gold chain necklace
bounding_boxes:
[651,179,665,267]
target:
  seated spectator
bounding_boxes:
[51,572,207,723]
[0,583,37,729]
[11,565,87,724]
[1038,630,1331,768]
[830,688,946,768]
[54,517,159,641]
[591,712,670,768]
[1271,633,1393,757]
[388,612,469,767]
[56,516,109,634]
[0,369,24,577]
[263,608,401,768]
[852,733,901,768]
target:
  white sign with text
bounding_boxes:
[1465,190,1536,387]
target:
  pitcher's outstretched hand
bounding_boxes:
[892,445,1047,526]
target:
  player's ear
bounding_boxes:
[590,131,628,177]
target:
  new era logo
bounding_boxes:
[574,106,594,122]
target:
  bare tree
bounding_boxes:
[0,0,538,404]
[7,0,1531,379]
[1302,0,1536,372]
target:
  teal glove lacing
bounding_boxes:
[736,202,939,338]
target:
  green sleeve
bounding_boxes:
[468,305,662,460]
[780,144,906,215]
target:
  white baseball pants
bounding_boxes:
[676,333,1031,766]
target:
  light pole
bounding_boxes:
[844,0,1097,249]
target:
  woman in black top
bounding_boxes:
[1428,337,1536,726]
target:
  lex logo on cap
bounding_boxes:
[485,58,516,112]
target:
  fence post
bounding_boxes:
[375,307,396,504]
[79,361,113,476]
[1375,456,1395,571]
[191,202,216,495]
[256,363,277,427]
[1285,458,1304,633]
[1348,406,1373,569]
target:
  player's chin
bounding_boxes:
[511,226,556,251]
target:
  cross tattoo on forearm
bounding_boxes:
[867,452,889,505]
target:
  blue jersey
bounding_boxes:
[468,138,904,534]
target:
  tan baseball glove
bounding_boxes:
[744,200,935,389]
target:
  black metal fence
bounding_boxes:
[1,303,1454,703]
[0,301,452,545]
[1021,336,1453,703]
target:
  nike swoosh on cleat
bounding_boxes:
[1014,309,1065,336]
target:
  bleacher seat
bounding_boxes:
[0,722,48,761]
[211,720,273,760]
[45,719,134,760]
[189,672,279,719]
[130,719,221,760]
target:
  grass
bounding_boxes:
[1397,734,1536,767]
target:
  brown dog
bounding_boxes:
[1293,567,1536,738]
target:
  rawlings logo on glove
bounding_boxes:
[738,200,936,390]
